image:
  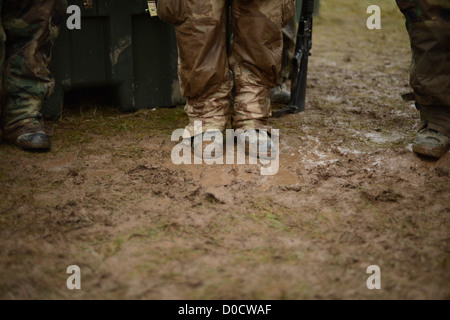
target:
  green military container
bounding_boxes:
[43,0,184,118]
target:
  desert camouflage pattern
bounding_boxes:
[158,0,295,135]
[397,0,450,136]
[279,17,296,84]
[0,0,67,139]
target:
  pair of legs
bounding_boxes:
[159,0,295,136]
[0,0,66,151]
[396,0,450,158]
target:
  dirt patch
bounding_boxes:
[0,0,449,299]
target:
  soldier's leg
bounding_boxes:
[0,0,5,123]
[1,0,66,150]
[397,0,450,158]
[280,18,296,84]
[271,17,296,104]
[230,0,295,131]
[160,0,231,137]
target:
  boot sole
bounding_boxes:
[413,144,449,159]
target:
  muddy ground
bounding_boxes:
[0,0,449,300]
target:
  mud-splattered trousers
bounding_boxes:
[0,0,66,139]
[396,0,450,137]
[279,17,296,85]
[158,0,295,135]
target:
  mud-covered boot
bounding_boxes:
[412,128,450,159]
[191,130,224,160]
[3,118,51,152]
[270,82,291,104]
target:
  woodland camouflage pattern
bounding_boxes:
[396,0,450,136]
[0,0,66,140]
[158,0,295,135]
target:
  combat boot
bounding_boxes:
[191,130,224,160]
[413,128,450,159]
[2,118,51,152]
[270,82,291,104]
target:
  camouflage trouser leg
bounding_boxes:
[0,2,6,123]
[279,17,296,84]
[0,0,66,137]
[230,0,295,130]
[169,0,232,136]
[397,0,450,136]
